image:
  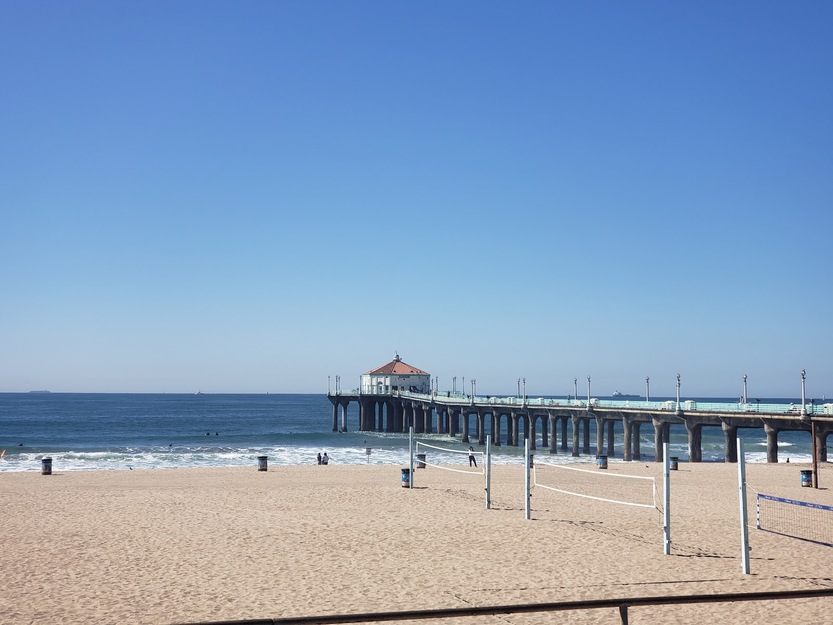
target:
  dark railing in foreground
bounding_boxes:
[177,588,833,625]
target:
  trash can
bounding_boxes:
[41,457,52,475]
[416,453,426,469]
[401,468,411,487]
[670,457,679,470]
[597,455,608,469]
[257,456,268,472]
[801,470,813,487]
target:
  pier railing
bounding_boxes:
[177,587,833,625]
[396,391,833,416]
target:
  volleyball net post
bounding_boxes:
[738,438,751,574]
[485,435,492,510]
[408,426,414,490]
[663,442,671,556]
[524,438,531,520]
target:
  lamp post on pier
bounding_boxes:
[676,373,681,410]
[452,376,457,394]
[523,378,526,404]
[328,375,331,395]
[471,379,476,400]
[801,369,807,416]
[517,378,521,399]
[646,377,650,401]
[742,374,748,404]
[587,376,591,409]
[574,378,577,402]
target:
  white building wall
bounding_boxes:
[360,373,430,394]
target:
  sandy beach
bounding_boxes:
[1,460,831,625]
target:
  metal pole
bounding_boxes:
[587,376,591,409]
[524,438,531,520]
[676,374,681,410]
[646,377,650,402]
[409,427,414,490]
[574,378,577,401]
[742,374,747,404]
[485,434,492,509]
[738,438,750,574]
[812,420,819,489]
[801,370,807,416]
[663,441,670,555]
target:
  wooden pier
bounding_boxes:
[327,391,832,464]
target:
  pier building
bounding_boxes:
[360,353,430,394]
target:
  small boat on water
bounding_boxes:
[612,391,639,398]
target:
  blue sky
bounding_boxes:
[2,1,831,397]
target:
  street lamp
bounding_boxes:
[472,379,476,399]
[742,374,748,404]
[676,373,681,409]
[574,378,578,402]
[646,376,650,402]
[523,377,526,403]
[328,375,331,395]
[517,378,521,398]
[453,376,457,394]
[801,369,807,416]
[587,376,591,408]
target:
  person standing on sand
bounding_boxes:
[322,452,329,465]
[468,446,477,467]
[317,452,322,465]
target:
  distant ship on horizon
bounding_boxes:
[612,390,640,398]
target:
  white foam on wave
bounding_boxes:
[0,442,818,472]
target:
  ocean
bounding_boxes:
[0,393,815,472]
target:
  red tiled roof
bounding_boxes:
[365,357,428,376]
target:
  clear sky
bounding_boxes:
[2,1,831,398]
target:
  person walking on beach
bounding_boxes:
[322,452,329,465]
[468,446,477,467]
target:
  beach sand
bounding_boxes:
[1,460,831,624]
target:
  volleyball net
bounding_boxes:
[414,441,485,476]
[532,460,660,512]
[410,435,492,509]
[755,493,833,547]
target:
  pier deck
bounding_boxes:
[327,392,832,463]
